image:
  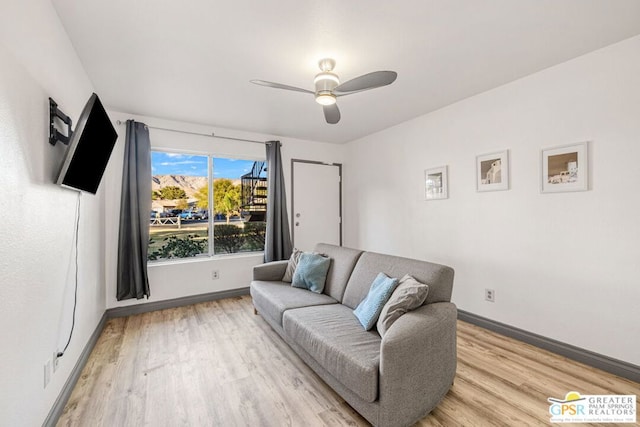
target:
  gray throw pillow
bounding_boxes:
[282,248,302,282]
[376,274,429,337]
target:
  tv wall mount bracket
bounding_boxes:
[49,97,73,146]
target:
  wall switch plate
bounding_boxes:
[211,270,219,280]
[485,289,495,302]
[44,360,51,388]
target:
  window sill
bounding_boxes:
[148,251,264,268]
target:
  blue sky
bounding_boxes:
[151,152,257,178]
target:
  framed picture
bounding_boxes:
[425,166,448,200]
[541,142,588,193]
[476,150,509,192]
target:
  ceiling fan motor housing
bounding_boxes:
[314,71,339,93]
[314,70,339,105]
[315,57,340,94]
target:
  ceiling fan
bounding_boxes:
[250,58,397,124]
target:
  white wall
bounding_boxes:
[0,1,107,425]
[344,35,640,365]
[104,112,345,309]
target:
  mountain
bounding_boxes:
[152,175,207,198]
[152,175,240,198]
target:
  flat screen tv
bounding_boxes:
[56,93,118,194]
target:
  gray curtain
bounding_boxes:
[117,120,151,300]
[264,141,293,262]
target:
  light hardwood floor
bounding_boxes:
[57,295,639,426]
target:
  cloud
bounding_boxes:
[159,160,203,166]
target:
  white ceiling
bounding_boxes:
[51,0,640,144]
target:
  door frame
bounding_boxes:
[290,159,343,248]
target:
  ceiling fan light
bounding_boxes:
[315,93,336,106]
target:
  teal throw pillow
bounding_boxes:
[353,272,399,330]
[291,252,331,294]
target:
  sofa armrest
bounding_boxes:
[378,302,457,427]
[252,260,289,281]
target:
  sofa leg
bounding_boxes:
[253,307,258,315]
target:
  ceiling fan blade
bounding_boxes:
[250,80,314,94]
[323,104,341,124]
[334,71,397,94]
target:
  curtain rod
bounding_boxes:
[115,120,268,145]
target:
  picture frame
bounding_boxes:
[425,166,448,200]
[541,142,588,193]
[476,150,509,192]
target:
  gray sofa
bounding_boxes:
[250,243,457,427]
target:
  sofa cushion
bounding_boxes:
[353,272,399,330]
[313,243,364,302]
[283,304,381,403]
[291,252,331,293]
[250,281,337,326]
[342,251,454,309]
[376,274,429,337]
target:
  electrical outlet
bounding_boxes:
[211,270,219,280]
[44,360,51,388]
[53,351,60,373]
[485,289,495,302]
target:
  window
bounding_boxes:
[148,151,267,261]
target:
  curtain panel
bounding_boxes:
[264,141,292,262]
[116,120,151,300]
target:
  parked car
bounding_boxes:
[167,209,183,217]
[179,209,205,220]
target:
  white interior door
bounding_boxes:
[292,161,341,252]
